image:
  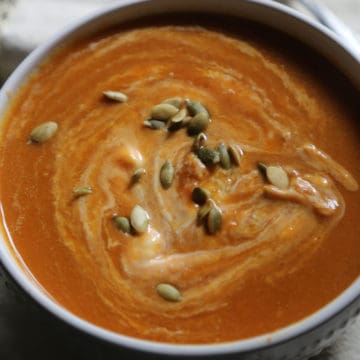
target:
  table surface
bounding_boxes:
[0,1,359,359]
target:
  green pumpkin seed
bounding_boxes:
[185,99,209,117]
[162,97,183,109]
[73,186,93,198]
[192,132,207,153]
[192,187,210,205]
[113,216,131,233]
[103,90,128,102]
[266,165,289,189]
[228,145,243,166]
[187,112,210,136]
[156,283,182,302]
[151,103,179,121]
[196,147,220,166]
[197,204,211,223]
[131,168,146,183]
[197,199,216,223]
[160,161,174,189]
[218,143,231,169]
[130,205,149,233]
[207,205,222,234]
[167,109,187,132]
[170,108,187,124]
[29,121,58,144]
[143,119,166,129]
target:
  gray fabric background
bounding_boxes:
[0,1,359,359]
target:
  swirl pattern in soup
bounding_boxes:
[0,19,359,343]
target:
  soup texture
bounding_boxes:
[0,19,360,344]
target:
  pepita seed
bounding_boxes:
[151,103,179,121]
[130,205,149,234]
[131,168,146,183]
[162,97,183,109]
[168,109,187,132]
[192,132,207,153]
[160,161,174,189]
[143,119,166,129]
[197,203,212,223]
[228,145,243,166]
[73,186,93,198]
[29,121,58,144]
[113,216,131,233]
[187,112,210,136]
[266,165,289,190]
[197,205,211,223]
[170,108,187,124]
[218,143,231,169]
[196,147,220,166]
[207,205,222,234]
[103,90,128,102]
[156,283,182,302]
[197,132,207,145]
[192,187,210,205]
[185,99,209,117]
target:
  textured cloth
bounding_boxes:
[0,1,359,359]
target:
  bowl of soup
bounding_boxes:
[0,0,359,358]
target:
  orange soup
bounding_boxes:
[0,16,360,344]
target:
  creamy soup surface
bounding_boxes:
[1,17,360,344]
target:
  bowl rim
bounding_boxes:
[0,0,360,356]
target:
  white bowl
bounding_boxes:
[0,1,360,359]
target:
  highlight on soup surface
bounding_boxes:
[0,16,359,344]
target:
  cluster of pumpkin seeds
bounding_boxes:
[143,97,243,187]
[192,135,243,170]
[142,97,245,238]
[258,162,289,190]
[113,205,149,235]
[184,107,242,236]
[192,188,222,234]
[143,97,210,134]
[143,97,209,192]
